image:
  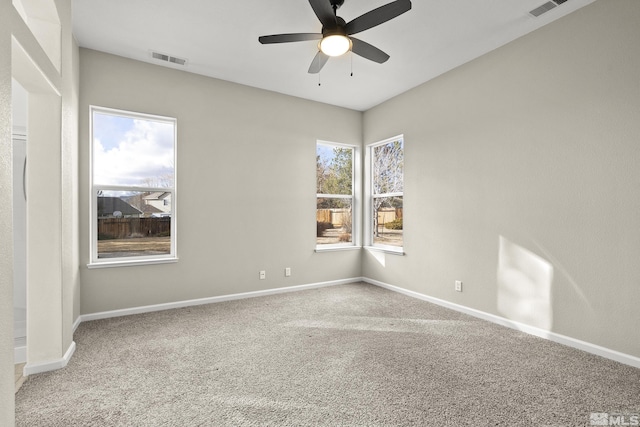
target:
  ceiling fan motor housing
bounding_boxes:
[323,17,347,36]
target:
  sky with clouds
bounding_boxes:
[93,112,175,188]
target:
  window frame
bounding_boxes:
[364,135,404,254]
[88,106,178,268]
[315,140,361,251]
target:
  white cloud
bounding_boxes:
[94,118,174,187]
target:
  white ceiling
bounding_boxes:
[72,0,596,111]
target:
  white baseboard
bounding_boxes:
[364,277,640,369]
[33,277,640,374]
[24,341,76,376]
[80,277,363,323]
[72,315,82,333]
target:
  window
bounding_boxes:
[316,141,359,249]
[89,106,177,266]
[367,136,404,251]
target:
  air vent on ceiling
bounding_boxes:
[151,51,188,66]
[529,1,557,17]
[529,0,570,17]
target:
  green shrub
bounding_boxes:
[385,218,403,230]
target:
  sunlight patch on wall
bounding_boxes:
[368,249,386,267]
[530,239,592,312]
[497,236,554,331]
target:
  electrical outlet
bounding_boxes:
[455,280,463,292]
[259,270,266,280]
[285,267,291,277]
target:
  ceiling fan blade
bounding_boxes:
[308,51,330,74]
[350,37,390,64]
[259,33,323,44]
[345,0,412,35]
[308,0,337,28]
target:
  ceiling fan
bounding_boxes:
[258,0,412,74]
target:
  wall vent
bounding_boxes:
[529,1,557,17]
[150,51,188,66]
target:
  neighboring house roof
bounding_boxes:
[140,204,163,215]
[97,197,143,216]
[144,192,170,200]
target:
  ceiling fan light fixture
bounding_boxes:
[259,0,412,73]
[319,35,351,57]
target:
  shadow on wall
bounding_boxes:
[497,236,554,331]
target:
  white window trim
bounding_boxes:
[364,134,404,253]
[88,106,178,268]
[315,140,361,251]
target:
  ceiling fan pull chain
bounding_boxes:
[350,51,354,77]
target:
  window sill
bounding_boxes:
[315,245,362,253]
[364,246,405,255]
[87,257,179,269]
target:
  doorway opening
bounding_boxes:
[12,80,27,365]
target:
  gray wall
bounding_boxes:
[79,49,363,314]
[80,0,639,361]
[362,0,640,358]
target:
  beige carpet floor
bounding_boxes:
[15,282,640,426]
